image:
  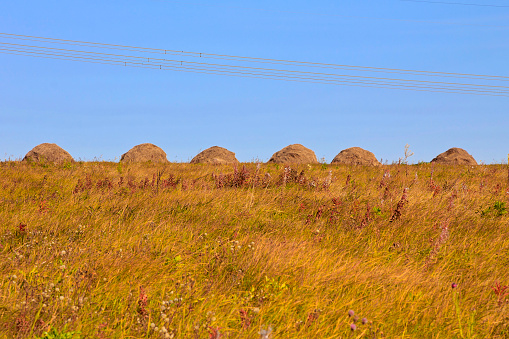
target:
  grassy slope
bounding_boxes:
[0,161,508,338]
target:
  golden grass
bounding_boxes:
[0,161,508,338]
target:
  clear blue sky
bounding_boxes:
[1,0,508,163]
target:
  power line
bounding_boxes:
[151,0,509,27]
[2,49,507,96]
[0,33,507,97]
[1,33,508,82]
[1,46,507,96]
[2,42,508,92]
[1,40,507,96]
[400,0,509,8]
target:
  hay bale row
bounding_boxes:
[21,143,479,165]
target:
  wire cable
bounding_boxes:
[1,33,508,82]
[3,49,508,96]
[401,0,509,8]
[2,34,508,82]
[1,47,507,96]
[1,33,508,97]
[1,42,508,92]
[150,0,509,27]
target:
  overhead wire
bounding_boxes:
[1,42,508,93]
[3,49,508,96]
[6,34,508,81]
[1,33,508,82]
[400,0,509,8]
[149,0,509,27]
[0,33,508,97]
[1,46,507,96]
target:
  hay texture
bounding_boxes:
[431,147,477,165]
[331,147,380,166]
[267,144,318,164]
[120,143,169,163]
[190,146,239,164]
[23,143,74,163]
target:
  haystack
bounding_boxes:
[331,147,380,166]
[23,143,74,163]
[190,146,239,164]
[431,148,477,165]
[267,144,318,164]
[120,143,169,163]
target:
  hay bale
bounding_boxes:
[267,144,318,164]
[190,146,239,164]
[431,148,477,165]
[331,147,380,166]
[120,143,169,163]
[23,143,74,163]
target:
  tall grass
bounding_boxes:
[0,161,508,338]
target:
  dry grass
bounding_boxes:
[0,160,508,338]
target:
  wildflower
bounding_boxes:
[362,318,368,325]
[452,283,457,289]
[253,307,260,313]
[350,324,357,331]
[348,310,355,317]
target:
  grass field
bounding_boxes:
[1,161,508,338]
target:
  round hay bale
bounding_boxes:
[190,146,239,164]
[23,143,74,163]
[431,148,477,165]
[267,144,318,164]
[120,143,169,163]
[331,147,380,166]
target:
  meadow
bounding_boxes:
[0,160,508,338]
